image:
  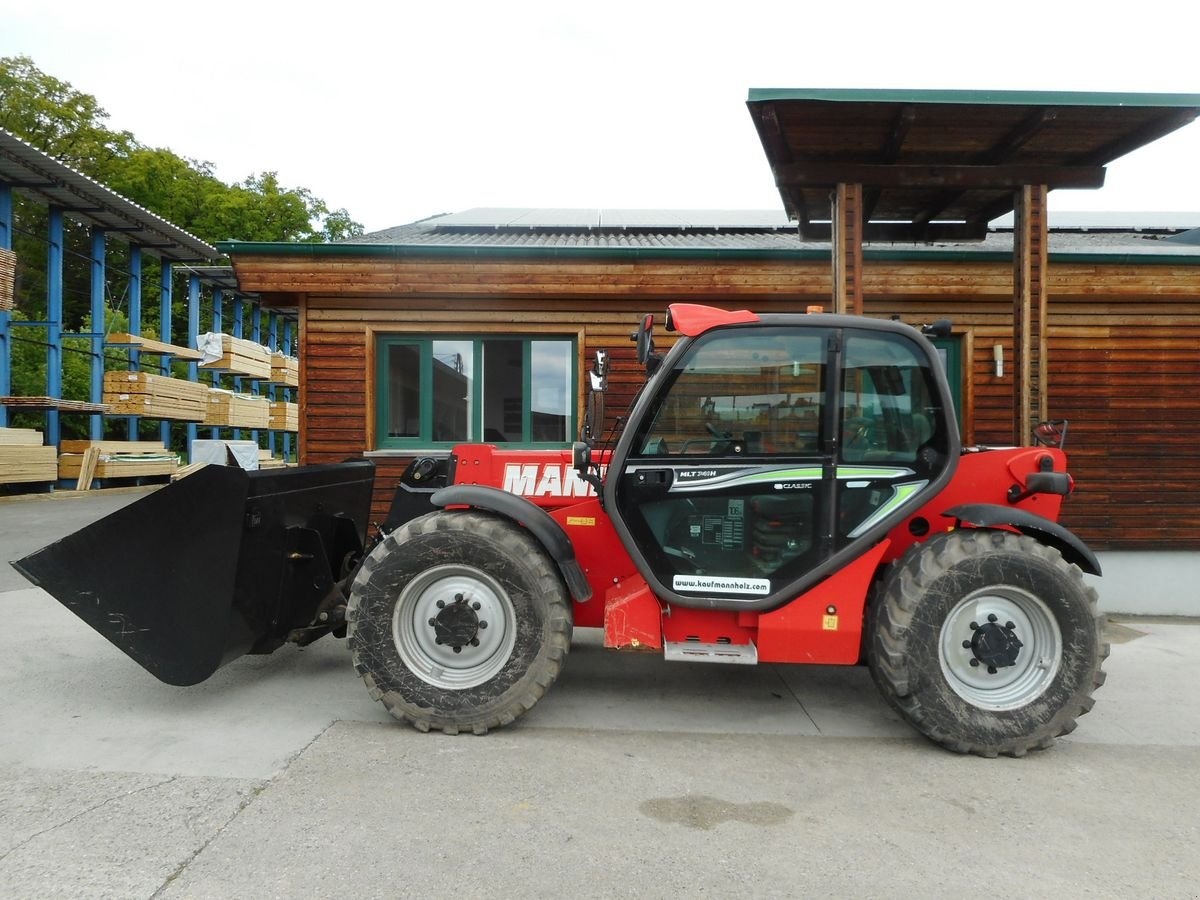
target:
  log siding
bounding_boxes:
[228,252,1200,550]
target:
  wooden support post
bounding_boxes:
[831,183,864,316]
[1013,184,1049,446]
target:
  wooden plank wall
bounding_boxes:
[244,252,1200,550]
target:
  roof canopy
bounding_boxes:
[0,128,218,262]
[747,88,1200,241]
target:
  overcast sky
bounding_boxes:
[3,0,1199,234]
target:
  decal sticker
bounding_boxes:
[822,614,839,631]
[672,574,771,595]
[566,516,596,526]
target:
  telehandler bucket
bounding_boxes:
[13,460,375,686]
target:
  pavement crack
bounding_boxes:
[771,666,822,734]
[149,722,333,898]
[0,775,177,863]
[149,781,264,899]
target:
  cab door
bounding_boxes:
[606,322,954,611]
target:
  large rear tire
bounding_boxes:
[868,529,1107,757]
[347,510,572,734]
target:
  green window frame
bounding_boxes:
[375,334,578,449]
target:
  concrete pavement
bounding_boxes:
[2,488,1199,897]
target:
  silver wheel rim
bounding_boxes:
[938,585,1062,710]
[393,564,517,690]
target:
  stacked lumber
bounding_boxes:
[0,247,14,311]
[198,333,273,380]
[257,449,288,469]
[58,440,178,480]
[103,371,210,420]
[0,396,109,412]
[268,400,299,432]
[0,427,57,484]
[269,352,299,387]
[204,390,271,429]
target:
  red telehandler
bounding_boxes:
[14,304,1106,757]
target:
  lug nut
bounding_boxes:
[472,601,482,610]
[1006,621,1016,630]
[478,621,488,629]
[436,600,445,609]
[987,613,998,623]
[453,645,463,654]
[428,618,436,627]
[962,640,972,649]
[969,658,980,668]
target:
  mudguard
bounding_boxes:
[431,484,593,602]
[943,503,1102,576]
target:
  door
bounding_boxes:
[609,323,954,609]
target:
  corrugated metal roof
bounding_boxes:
[339,209,1200,258]
[0,128,219,263]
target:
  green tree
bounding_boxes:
[0,55,364,245]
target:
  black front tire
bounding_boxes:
[868,529,1108,757]
[347,510,572,734]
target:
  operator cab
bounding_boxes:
[603,305,959,611]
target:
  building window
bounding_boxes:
[376,335,576,448]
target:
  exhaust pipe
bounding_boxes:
[12,460,375,686]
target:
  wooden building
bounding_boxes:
[221,89,1200,568]
[222,208,1200,552]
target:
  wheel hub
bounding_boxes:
[429,594,488,653]
[967,614,1023,673]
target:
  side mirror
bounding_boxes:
[632,314,655,366]
[921,319,953,339]
[590,349,609,391]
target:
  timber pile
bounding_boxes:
[269,352,299,387]
[204,390,271,429]
[268,400,299,432]
[58,440,179,480]
[103,371,210,420]
[0,247,14,311]
[258,449,288,469]
[0,396,109,412]
[198,333,273,380]
[0,427,57,484]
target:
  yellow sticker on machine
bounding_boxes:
[566,516,596,527]
[822,615,839,631]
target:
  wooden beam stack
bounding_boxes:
[103,371,210,420]
[0,427,57,484]
[0,247,15,311]
[268,400,299,432]
[204,391,271,429]
[58,440,179,480]
[269,352,299,387]
[199,334,273,380]
[257,449,288,469]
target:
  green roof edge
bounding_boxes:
[746,87,1200,107]
[217,240,1200,266]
